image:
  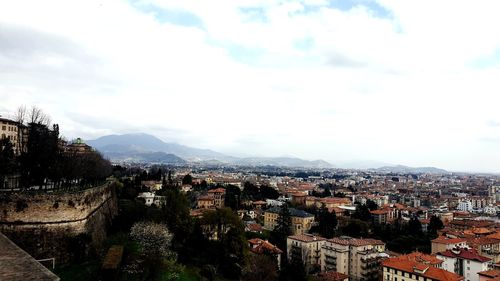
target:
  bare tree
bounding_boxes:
[14,105,27,125]
[28,106,51,126]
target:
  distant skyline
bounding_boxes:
[1,0,500,173]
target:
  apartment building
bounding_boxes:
[207,188,226,208]
[321,236,386,281]
[0,117,26,154]
[382,257,464,281]
[431,236,468,254]
[437,248,491,281]
[264,207,314,235]
[287,234,326,273]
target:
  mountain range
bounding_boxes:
[86,133,333,168]
[86,133,448,173]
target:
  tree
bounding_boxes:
[243,253,279,281]
[428,215,444,238]
[340,219,369,238]
[352,204,372,221]
[130,221,178,278]
[242,182,260,200]
[0,138,16,189]
[315,204,337,238]
[182,174,193,185]
[261,185,280,200]
[408,217,423,236]
[366,199,378,211]
[224,184,241,210]
[270,204,292,266]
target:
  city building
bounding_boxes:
[431,236,468,254]
[207,188,226,208]
[478,269,500,281]
[264,207,314,235]
[248,238,283,267]
[287,234,327,273]
[321,236,386,281]
[437,247,491,281]
[382,256,464,281]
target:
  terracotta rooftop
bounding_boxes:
[438,248,490,263]
[207,187,226,193]
[327,237,385,247]
[432,236,467,244]
[478,269,500,280]
[401,252,444,266]
[248,238,283,255]
[312,271,349,281]
[382,257,464,281]
[370,209,389,215]
[288,234,327,243]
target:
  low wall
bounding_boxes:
[0,183,118,264]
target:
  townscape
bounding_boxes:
[1,109,499,281]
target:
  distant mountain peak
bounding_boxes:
[87,132,333,168]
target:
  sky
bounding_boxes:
[1,0,500,173]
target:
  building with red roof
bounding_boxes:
[437,247,491,281]
[382,257,464,281]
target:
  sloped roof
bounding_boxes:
[0,233,60,281]
[437,248,491,263]
[382,257,463,281]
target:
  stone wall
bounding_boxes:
[0,183,118,265]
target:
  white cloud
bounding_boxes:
[0,0,500,172]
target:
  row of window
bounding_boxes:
[1,125,17,132]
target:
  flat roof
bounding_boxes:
[0,232,60,281]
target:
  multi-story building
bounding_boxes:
[0,117,26,154]
[207,187,225,208]
[287,234,326,273]
[431,236,468,254]
[458,200,473,212]
[321,236,385,281]
[248,238,283,267]
[382,256,464,281]
[437,247,491,281]
[264,207,314,235]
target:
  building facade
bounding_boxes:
[321,237,386,281]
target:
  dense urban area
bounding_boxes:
[1,108,499,281]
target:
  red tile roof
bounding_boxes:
[327,237,384,247]
[478,269,500,279]
[437,248,491,263]
[313,271,349,281]
[382,257,464,281]
[432,236,466,244]
[401,252,444,266]
[207,187,226,193]
[248,238,283,255]
[288,234,327,243]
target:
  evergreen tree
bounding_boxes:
[0,138,15,189]
[316,203,337,238]
[408,217,423,236]
[270,204,292,267]
[427,215,444,238]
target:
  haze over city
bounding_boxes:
[1,0,500,172]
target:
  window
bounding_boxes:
[467,261,470,264]
[387,274,390,281]
[1,126,5,130]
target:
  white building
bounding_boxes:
[287,234,326,273]
[457,200,473,212]
[437,247,491,281]
[138,192,155,206]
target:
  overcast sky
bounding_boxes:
[1,0,500,172]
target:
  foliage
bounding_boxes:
[0,137,16,189]
[313,204,337,238]
[352,204,372,221]
[224,184,241,210]
[130,221,175,260]
[182,174,193,185]
[427,215,444,238]
[243,253,278,281]
[270,204,292,266]
[366,199,378,211]
[339,219,369,238]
